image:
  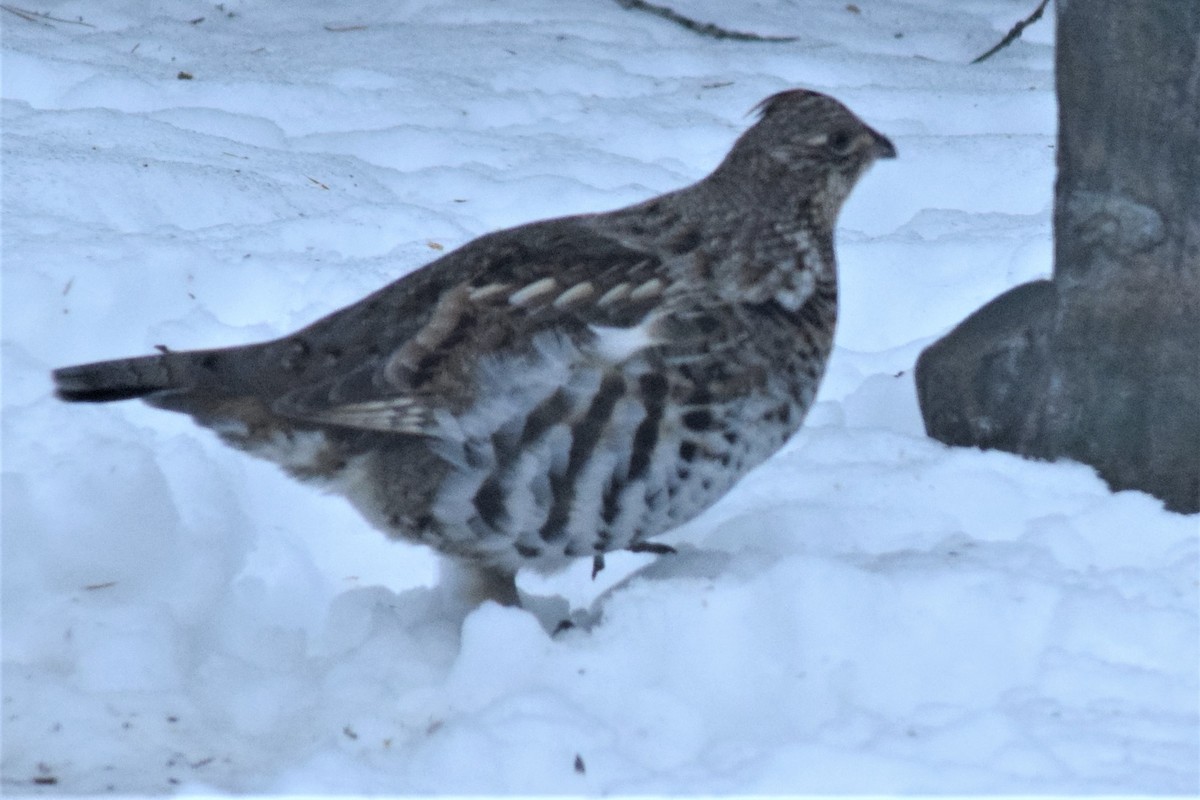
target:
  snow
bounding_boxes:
[1,0,1196,794]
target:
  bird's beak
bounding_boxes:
[870,129,897,160]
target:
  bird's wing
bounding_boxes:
[270,220,671,435]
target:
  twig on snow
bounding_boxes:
[971,0,1050,64]
[613,0,797,43]
[1,4,95,27]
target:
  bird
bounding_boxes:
[53,89,895,609]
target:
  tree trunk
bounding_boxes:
[915,0,1200,513]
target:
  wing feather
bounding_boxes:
[269,222,668,435]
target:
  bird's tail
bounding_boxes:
[54,345,280,438]
[54,353,184,403]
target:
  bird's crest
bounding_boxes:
[750,88,835,119]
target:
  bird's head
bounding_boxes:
[713,88,896,227]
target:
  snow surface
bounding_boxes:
[2,0,1197,794]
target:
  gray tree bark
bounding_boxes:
[915,0,1200,513]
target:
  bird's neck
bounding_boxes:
[601,174,838,312]
[682,176,838,311]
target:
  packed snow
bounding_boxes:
[2,0,1197,794]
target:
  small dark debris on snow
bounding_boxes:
[177,71,193,80]
[33,762,58,785]
[342,725,358,740]
[628,541,677,555]
[574,754,586,774]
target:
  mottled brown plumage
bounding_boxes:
[54,89,895,607]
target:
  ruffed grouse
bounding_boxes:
[54,89,895,607]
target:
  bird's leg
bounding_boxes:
[438,559,521,609]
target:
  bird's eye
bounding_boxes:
[826,129,855,154]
